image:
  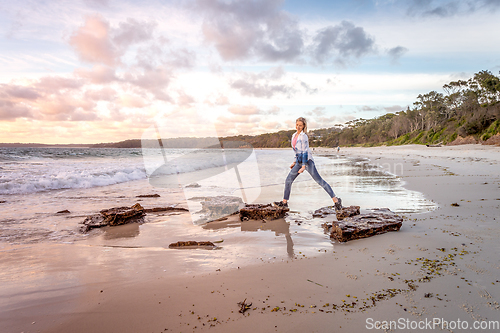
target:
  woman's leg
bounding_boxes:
[283,163,301,201]
[305,159,336,198]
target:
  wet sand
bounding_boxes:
[3,144,500,332]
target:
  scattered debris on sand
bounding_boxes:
[168,241,217,249]
[237,299,252,313]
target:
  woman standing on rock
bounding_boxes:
[274,117,342,209]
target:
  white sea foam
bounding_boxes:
[0,161,148,195]
[0,147,260,195]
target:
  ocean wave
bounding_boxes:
[0,148,258,195]
[0,165,148,195]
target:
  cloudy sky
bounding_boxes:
[1,0,499,144]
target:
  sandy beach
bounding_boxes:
[2,144,500,333]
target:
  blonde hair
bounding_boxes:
[296,117,307,133]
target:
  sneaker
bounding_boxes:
[273,201,288,208]
[334,197,342,211]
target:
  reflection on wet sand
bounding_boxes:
[203,214,295,258]
[102,223,141,240]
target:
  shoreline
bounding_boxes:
[2,144,500,333]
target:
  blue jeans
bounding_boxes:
[283,159,335,201]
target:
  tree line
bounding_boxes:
[313,70,500,147]
[90,70,499,149]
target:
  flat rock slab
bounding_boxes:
[191,196,244,223]
[80,203,189,232]
[313,205,360,220]
[168,241,217,249]
[323,210,403,242]
[144,206,188,213]
[80,203,146,232]
[239,203,289,221]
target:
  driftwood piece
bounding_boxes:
[136,194,161,198]
[313,205,360,220]
[323,210,403,242]
[168,241,216,249]
[239,203,289,221]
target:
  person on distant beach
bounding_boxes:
[274,117,342,210]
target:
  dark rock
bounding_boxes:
[168,241,216,249]
[57,210,71,214]
[239,203,289,221]
[144,206,189,213]
[0,201,6,204]
[323,210,403,242]
[136,194,160,198]
[336,206,361,220]
[193,196,244,223]
[80,203,145,232]
[313,205,360,221]
[312,206,336,218]
[451,203,460,207]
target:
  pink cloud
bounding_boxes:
[84,87,117,102]
[1,84,40,100]
[123,67,173,101]
[119,94,149,108]
[34,76,85,93]
[177,92,196,106]
[69,16,117,66]
[198,0,304,62]
[35,94,97,120]
[0,100,33,120]
[227,105,261,115]
[75,65,117,84]
[261,121,283,130]
[204,94,229,106]
[69,15,156,67]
